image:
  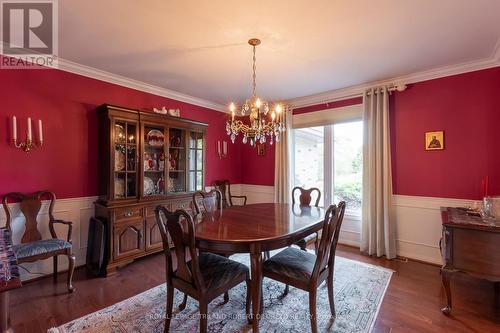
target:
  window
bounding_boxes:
[333,121,363,216]
[293,127,324,207]
[292,120,363,217]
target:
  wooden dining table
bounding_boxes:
[195,202,326,333]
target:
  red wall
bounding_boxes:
[1,63,499,200]
[241,67,500,200]
[0,66,241,199]
[391,67,500,200]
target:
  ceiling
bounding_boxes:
[59,0,500,107]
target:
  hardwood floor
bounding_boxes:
[10,245,500,332]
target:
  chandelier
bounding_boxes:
[226,38,288,146]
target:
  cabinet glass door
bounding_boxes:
[188,131,204,192]
[142,124,166,196]
[113,120,137,199]
[167,128,186,193]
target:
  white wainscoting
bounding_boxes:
[0,189,477,280]
[232,185,479,265]
[0,196,97,280]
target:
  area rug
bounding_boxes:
[48,253,393,333]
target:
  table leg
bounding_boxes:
[0,291,13,333]
[250,249,263,333]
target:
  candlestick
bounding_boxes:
[38,119,43,142]
[27,117,32,141]
[12,116,17,141]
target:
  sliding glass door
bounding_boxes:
[292,120,363,216]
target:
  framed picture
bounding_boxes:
[425,131,444,150]
[257,143,265,156]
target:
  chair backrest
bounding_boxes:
[154,206,205,290]
[292,187,321,207]
[213,179,232,208]
[2,191,57,244]
[192,189,222,216]
[312,201,346,279]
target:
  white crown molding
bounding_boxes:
[56,58,227,112]
[288,38,500,109]
[0,41,226,112]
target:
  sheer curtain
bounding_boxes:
[361,87,396,259]
[274,108,292,203]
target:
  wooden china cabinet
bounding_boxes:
[94,104,207,275]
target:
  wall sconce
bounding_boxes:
[217,140,227,159]
[11,116,43,152]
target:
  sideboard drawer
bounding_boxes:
[114,207,143,222]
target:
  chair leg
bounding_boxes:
[314,233,319,254]
[199,301,208,333]
[283,284,289,297]
[165,285,174,333]
[309,289,318,333]
[179,293,188,310]
[223,291,229,303]
[245,279,252,324]
[53,255,58,282]
[67,254,75,293]
[327,272,336,319]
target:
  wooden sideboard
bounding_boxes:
[440,207,500,314]
[95,104,207,275]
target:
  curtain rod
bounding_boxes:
[365,84,407,96]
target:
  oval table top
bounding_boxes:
[195,203,325,252]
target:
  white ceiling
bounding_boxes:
[59,0,500,106]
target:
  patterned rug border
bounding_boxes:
[48,255,394,333]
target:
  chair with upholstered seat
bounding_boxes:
[155,206,251,333]
[263,201,346,333]
[213,179,247,208]
[292,186,322,253]
[2,191,75,292]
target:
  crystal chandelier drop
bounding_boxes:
[226,38,288,146]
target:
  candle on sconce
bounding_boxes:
[27,117,32,141]
[38,119,43,142]
[12,116,17,141]
[223,141,227,155]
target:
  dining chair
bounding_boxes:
[191,188,235,304]
[2,191,75,292]
[262,201,346,333]
[192,189,223,216]
[155,206,251,333]
[292,186,322,253]
[213,179,248,208]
